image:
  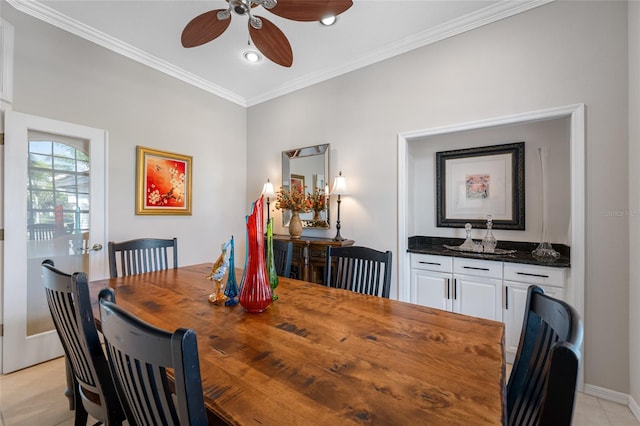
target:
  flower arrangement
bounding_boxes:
[276,187,312,212]
[308,188,327,212]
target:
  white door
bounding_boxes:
[3,111,107,373]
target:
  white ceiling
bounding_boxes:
[7,0,550,106]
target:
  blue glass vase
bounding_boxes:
[224,236,239,306]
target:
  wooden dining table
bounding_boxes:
[89,263,505,425]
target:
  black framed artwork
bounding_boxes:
[436,142,525,230]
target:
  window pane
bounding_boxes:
[54,157,75,171]
[29,141,52,155]
[77,193,90,210]
[29,169,53,190]
[77,150,89,161]
[53,142,76,158]
[79,213,90,231]
[77,174,89,193]
[33,211,55,224]
[62,213,76,233]
[29,153,52,169]
[30,190,55,210]
[77,160,89,172]
[54,172,77,192]
[54,191,75,209]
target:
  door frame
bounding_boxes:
[2,110,108,373]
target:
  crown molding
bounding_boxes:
[6,0,247,107]
[8,0,552,108]
[246,0,554,106]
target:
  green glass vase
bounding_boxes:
[266,218,279,300]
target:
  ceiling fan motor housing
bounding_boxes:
[230,0,277,15]
[231,0,250,15]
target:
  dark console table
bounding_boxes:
[273,235,355,284]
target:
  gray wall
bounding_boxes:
[0,1,249,363]
[629,0,640,414]
[247,1,630,394]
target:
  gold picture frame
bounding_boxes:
[136,146,192,215]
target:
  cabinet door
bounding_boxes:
[411,269,452,312]
[503,282,566,361]
[453,275,502,321]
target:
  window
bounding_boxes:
[27,140,90,236]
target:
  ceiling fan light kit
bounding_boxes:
[243,50,262,63]
[320,15,337,26]
[182,0,353,68]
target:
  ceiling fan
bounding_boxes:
[181,0,353,67]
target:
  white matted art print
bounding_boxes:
[445,153,512,220]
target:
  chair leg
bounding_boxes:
[73,395,88,426]
[64,357,76,411]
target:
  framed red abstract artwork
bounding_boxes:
[136,146,192,215]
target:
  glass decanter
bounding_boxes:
[482,215,497,253]
[459,223,475,251]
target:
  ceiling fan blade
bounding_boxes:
[249,16,293,67]
[181,9,231,48]
[268,0,353,22]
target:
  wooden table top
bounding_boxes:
[89,263,505,425]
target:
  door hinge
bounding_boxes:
[0,324,3,337]
[0,132,4,145]
[0,229,4,240]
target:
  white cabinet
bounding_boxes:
[410,254,452,310]
[453,258,503,321]
[503,263,567,362]
[410,254,502,321]
[410,252,569,363]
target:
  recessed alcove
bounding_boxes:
[408,118,571,244]
[397,104,585,328]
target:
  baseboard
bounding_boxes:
[583,383,630,405]
[630,395,640,422]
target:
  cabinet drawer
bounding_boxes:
[308,247,327,261]
[503,263,567,286]
[410,254,452,273]
[291,245,306,261]
[453,258,502,279]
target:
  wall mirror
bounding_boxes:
[282,143,330,229]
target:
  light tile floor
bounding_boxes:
[0,356,638,425]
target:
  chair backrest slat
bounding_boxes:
[325,246,392,298]
[99,288,207,425]
[41,260,125,425]
[506,285,583,426]
[108,238,178,278]
[271,240,293,278]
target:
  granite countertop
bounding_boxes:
[408,236,571,268]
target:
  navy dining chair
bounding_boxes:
[507,285,583,426]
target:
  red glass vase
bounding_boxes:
[239,195,272,313]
